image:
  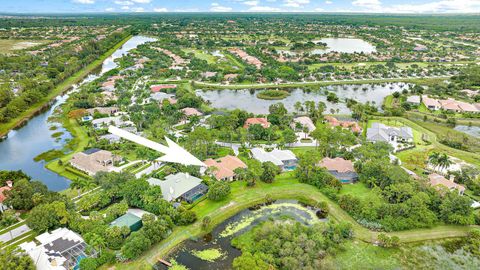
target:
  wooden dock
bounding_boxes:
[158,259,172,267]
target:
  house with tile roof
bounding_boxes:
[70,148,120,176]
[0,181,12,212]
[292,116,316,132]
[319,157,358,184]
[428,173,465,195]
[204,155,248,181]
[244,118,271,129]
[325,116,362,133]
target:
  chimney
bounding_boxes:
[6,181,13,188]
[449,175,455,182]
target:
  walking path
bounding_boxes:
[0,224,31,243]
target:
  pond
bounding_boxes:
[0,36,156,191]
[155,200,325,270]
[197,83,409,115]
[454,125,480,138]
[311,38,377,54]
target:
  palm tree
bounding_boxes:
[428,152,440,169]
[437,153,452,172]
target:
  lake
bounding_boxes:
[455,125,480,138]
[311,38,377,54]
[156,200,325,270]
[0,36,156,191]
[196,83,409,115]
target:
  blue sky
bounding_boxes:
[1,0,480,14]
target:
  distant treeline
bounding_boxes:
[0,14,480,31]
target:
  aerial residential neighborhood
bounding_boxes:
[0,3,480,270]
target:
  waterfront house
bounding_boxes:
[147,173,208,203]
[86,106,119,116]
[0,181,12,212]
[204,155,248,181]
[319,157,358,184]
[91,116,133,130]
[250,148,298,171]
[181,107,203,117]
[70,148,120,176]
[406,95,421,105]
[292,116,316,132]
[325,116,362,133]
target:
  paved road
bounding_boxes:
[0,224,31,243]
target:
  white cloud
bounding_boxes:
[247,6,282,12]
[210,3,233,12]
[283,0,310,8]
[120,5,130,10]
[132,7,145,12]
[351,0,381,9]
[384,0,480,13]
[105,7,115,11]
[131,0,151,3]
[243,0,259,6]
[349,0,480,13]
[314,7,324,11]
[325,0,333,4]
[72,0,94,4]
[154,7,168,12]
[114,1,133,5]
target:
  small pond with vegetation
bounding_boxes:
[454,125,480,138]
[155,200,326,270]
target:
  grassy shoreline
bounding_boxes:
[0,35,132,138]
[193,76,447,90]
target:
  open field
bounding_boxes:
[0,35,132,137]
[102,174,476,270]
[0,39,48,54]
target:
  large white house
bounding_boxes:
[250,148,298,171]
[20,228,91,270]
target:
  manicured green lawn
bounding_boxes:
[182,48,217,64]
[340,182,381,202]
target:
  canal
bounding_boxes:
[0,36,156,191]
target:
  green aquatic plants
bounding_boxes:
[256,90,290,100]
[191,248,225,262]
[219,202,319,238]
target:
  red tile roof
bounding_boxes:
[319,157,355,173]
[150,84,177,93]
[244,118,271,129]
[204,155,247,180]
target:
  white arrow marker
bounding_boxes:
[108,126,205,167]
